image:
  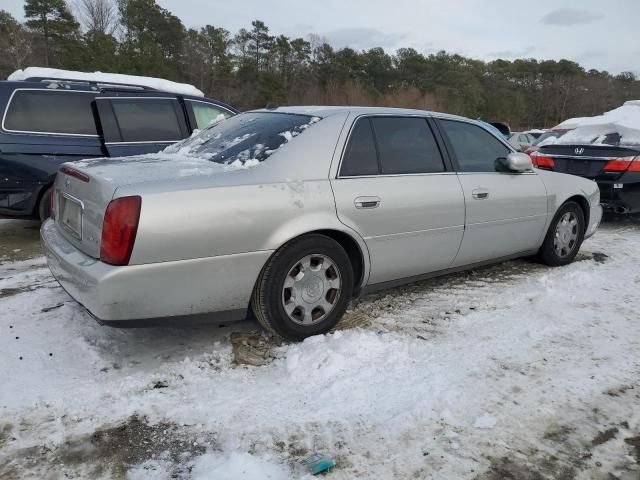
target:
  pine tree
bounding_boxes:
[24,0,79,67]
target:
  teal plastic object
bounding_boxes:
[299,453,336,475]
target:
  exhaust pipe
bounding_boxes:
[614,206,629,214]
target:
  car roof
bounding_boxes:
[249,105,476,123]
[0,80,237,111]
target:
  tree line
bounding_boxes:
[1,0,639,129]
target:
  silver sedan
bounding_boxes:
[41,107,603,340]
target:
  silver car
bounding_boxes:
[41,107,603,340]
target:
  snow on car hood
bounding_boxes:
[552,100,640,146]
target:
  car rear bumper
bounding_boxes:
[41,219,272,322]
[585,203,602,240]
[598,182,640,214]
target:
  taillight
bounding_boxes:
[100,196,141,266]
[531,153,555,169]
[60,165,90,183]
[603,156,640,173]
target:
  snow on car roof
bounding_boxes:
[554,100,640,146]
[8,67,205,97]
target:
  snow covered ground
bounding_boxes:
[1,218,639,479]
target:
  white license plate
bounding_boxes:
[61,195,83,239]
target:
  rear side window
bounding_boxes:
[110,98,183,142]
[340,118,379,176]
[4,90,97,135]
[187,101,233,129]
[439,120,511,172]
[164,112,320,165]
[371,117,444,174]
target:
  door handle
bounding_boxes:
[354,196,381,209]
[472,188,489,200]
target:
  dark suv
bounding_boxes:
[0,77,237,220]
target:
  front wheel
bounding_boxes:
[252,234,354,341]
[537,201,585,266]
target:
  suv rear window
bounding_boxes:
[166,112,320,164]
[3,90,98,136]
[110,98,183,142]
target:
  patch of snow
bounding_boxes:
[208,114,227,126]
[190,452,291,480]
[279,131,294,142]
[537,135,561,146]
[8,67,205,97]
[553,117,591,130]
[473,412,497,429]
[553,101,640,146]
[2,223,640,478]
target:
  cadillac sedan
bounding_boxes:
[41,107,603,340]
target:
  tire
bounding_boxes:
[38,186,53,222]
[537,201,585,267]
[252,234,354,341]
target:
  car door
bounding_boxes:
[331,115,465,285]
[435,118,548,267]
[95,95,189,157]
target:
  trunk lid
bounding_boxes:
[53,154,220,258]
[535,145,640,180]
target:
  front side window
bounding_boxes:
[4,90,97,135]
[439,120,511,172]
[111,98,183,142]
[188,101,233,129]
[164,112,320,165]
[371,117,444,174]
[340,118,379,176]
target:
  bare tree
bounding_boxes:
[306,32,328,62]
[74,0,117,35]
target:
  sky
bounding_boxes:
[3,0,638,74]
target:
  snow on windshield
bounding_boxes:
[9,67,204,97]
[553,101,640,146]
[164,112,321,166]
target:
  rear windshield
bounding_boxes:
[165,112,320,165]
[534,131,565,146]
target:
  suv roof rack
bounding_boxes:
[24,77,159,92]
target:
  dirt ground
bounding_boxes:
[0,219,42,263]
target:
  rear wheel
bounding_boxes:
[252,234,354,341]
[38,186,53,222]
[537,201,585,266]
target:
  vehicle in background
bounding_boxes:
[41,106,602,341]
[480,121,510,139]
[508,132,537,151]
[0,68,237,220]
[531,101,640,214]
[524,130,568,155]
[523,129,546,139]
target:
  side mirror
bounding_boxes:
[503,152,533,172]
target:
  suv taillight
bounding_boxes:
[100,196,141,266]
